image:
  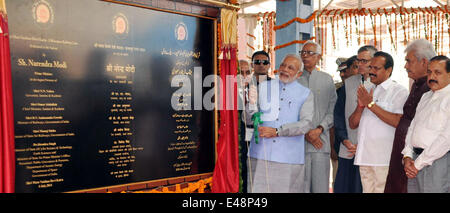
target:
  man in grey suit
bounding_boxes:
[298,41,337,193]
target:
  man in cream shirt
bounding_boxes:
[402,55,450,193]
[349,51,409,193]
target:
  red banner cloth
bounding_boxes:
[212,46,239,193]
[0,13,16,193]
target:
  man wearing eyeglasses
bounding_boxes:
[246,54,315,193]
[335,46,377,193]
[349,51,408,193]
[298,41,337,193]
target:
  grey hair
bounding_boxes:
[283,54,304,72]
[303,40,322,55]
[238,59,250,65]
[404,39,436,61]
[358,45,378,57]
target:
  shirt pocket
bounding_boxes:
[286,97,303,118]
[425,108,446,131]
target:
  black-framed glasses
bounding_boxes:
[300,50,318,56]
[356,58,370,64]
[253,60,270,65]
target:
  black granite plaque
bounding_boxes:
[6,0,216,193]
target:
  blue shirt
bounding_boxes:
[249,79,311,164]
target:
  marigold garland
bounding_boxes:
[434,10,438,51]
[273,37,316,51]
[378,9,382,49]
[273,11,317,31]
[246,33,256,39]
[369,10,376,47]
[129,177,213,193]
[217,22,221,75]
[354,14,360,45]
[363,13,367,45]
[275,5,450,57]
[394,8,398,49]
[440,12,444,54]
[246,43,255,50]
[344,13,349,46]
[445,10,450,54]
[331,16,336,49]
[384,8,396,51]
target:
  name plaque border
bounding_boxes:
[6,0,219,193]
[67,172,213,193]
[102,0,218,20]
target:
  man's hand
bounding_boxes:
[307,138,323,150]
[357,85,374,107]
[306,128,322,142]
[343,140,357,157]
[258,126,277,138]
[357,96,365,108]
[248,85,258,105]
[403,157,419,179]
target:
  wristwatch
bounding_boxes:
[367,101,375,108]
[276,128,280,136]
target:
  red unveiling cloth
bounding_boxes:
[0,12,16,193]
[212,46,239,193]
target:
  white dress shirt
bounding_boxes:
[354,78,409,166]
[402,84,450,170]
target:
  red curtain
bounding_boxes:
[212,46,239,193]
[0,12,16,193]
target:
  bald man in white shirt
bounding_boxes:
[402,55,450,193]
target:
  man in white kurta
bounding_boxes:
[402,56,450,193]
[246,54,314,193]
[349,51,408,193]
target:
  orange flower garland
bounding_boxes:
[274,37,316,51]
[273,6,450,56]
[129,177,213,193]
[273,11,317,31]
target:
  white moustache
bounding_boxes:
[279,71,290,76]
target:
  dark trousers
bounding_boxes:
[334,157,363,193]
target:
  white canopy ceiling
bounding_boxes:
[238,0,446,14]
